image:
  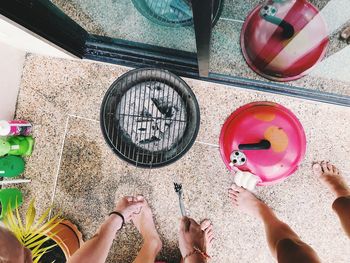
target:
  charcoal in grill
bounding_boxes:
[100,68,200,168]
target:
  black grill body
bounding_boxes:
[100,68,200,168]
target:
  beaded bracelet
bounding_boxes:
[108,211,125,230]
[183,246,211,262]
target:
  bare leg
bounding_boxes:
[313,161,350,237]
[229,185,321,263]
[132,199,162,263]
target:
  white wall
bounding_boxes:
[0,14,75,59]
[0,42,26,120]
[0,13,77,120]
[0,42,25,120]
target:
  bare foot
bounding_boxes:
[340,25,350,43]
[313,161,350,198]
[178,217,214,260]
[132,197,162,252]
[200,219,214,257]
[228,184,270,219]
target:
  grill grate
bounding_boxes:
[100,68,200,168]
[131,0,223,27]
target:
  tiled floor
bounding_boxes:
[14,54,350,262]
[51,0,350,97]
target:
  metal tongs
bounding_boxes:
[174,182,186,216]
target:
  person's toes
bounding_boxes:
[207,229,214,238]
[203,223,213,233]
[230,184,242,192]
[228,192,238,202]
[321,161,329,173]
[228,188,239,196]
[125,196,133,202]
[341,26,350,40]
[205,227,213,238]
[136,195,145,201]
[202,222,214,251]
[312,162,322,176]
[200,220,211,231]
[334,166,340,175]
[207,234,214,245]
[327,162,334,173]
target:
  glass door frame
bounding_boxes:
[0,0,349,107]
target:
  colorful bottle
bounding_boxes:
[0,120,32,136]
[0,136,34,157]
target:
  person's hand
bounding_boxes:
[178,217,205,258]
[114,196,145,223]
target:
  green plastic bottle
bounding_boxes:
[0,136,34,157]
[0,156,25,177]
[0,188,23,220]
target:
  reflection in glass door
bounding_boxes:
[52,0,200,52]
[210,0,350,96]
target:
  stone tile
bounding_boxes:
[51,0,106,35]
[221,0,259,21]
[210,20,250,77]
[14,83,66,214]
[21,54,131,120]
[53,117,144,262]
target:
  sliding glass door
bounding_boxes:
[0,0,349,105]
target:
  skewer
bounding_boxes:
[174,182,186,216]
[0,179,31,185]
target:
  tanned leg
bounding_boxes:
[229,185,321,263]
[132,199,162,263]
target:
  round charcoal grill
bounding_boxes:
[131,0,223,27]
[100,68,200,168]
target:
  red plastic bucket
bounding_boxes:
[219,102,306,186]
